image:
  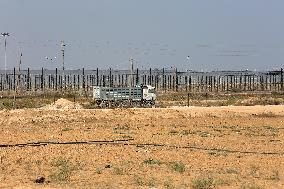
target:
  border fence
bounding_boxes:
[0,67,283,95]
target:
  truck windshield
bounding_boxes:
[148,89,155,93]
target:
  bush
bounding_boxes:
[191,177,216,189]
[170,162,185,173]
[50,157,78,182]
[143,158,161,165]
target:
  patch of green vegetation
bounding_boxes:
[249,165,260,178]
[95,167,102,174]
[62,127,74,132]
[35,160,42,166]
[113,167,124,175]
[197,131,210,137]
[170,162,185,173]
[0,93,88,110]
[81,100,98,109]
[113,125,130,130]
[123,160,133,165]
[208,150,228,157]
[169,130,179,135]
[157,91,284,107]
[226,168,239,174]
[147,177,157,188]
[226,96,240,106]
[49,157,78,182]
[143,158,161,165]
[133,175,156,187]
[164,178,175,189]
[263,125,277,131]
[191,177,217,189]
[121,135,133,139]
[267,170,280,181]
[0,97,52,109]
[133,175,144,186]
[240,183,264,189]
[180,130,190,135]
[255,112,278,118]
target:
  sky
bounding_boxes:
[0,0,283,71]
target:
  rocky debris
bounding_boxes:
[34,176,45,183]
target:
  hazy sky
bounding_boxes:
[0,0,283,71]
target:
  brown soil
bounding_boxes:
[0,104,284,188]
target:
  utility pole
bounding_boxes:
[18,53,22,92]
[1,33,10,77]
[131,58,134,87]
[281,68,283,91]
[129,57,134,101]
[61,41,66,87]
[19,53,22,73]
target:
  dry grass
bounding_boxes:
[0,91,283,110]
[0,97,283,188]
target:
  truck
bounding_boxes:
[93,85,156,108]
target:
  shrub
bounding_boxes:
[62,127,73,132]
[95,167,102,174]
[50,157,78,182]
[191,177,216,189]
[113,167,124,175]
[268,170,280,181]
[170,162,185,173]
[143,158,161,165]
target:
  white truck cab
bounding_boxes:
[143,85,156,101]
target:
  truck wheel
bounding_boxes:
[132,101,140,108]
[117,100,124,108]
[113,101,119,108]
[99,103,105,109]
[100,101,107,109]
[145,101,152,108]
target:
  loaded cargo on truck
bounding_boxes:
[93,85,156,108]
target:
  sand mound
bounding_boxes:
[54,98,75,106]
[41,98,82,110]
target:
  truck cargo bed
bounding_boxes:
[93,87,142,100]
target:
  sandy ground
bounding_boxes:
[0,102,284,188]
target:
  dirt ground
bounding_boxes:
[0,100,283,188]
